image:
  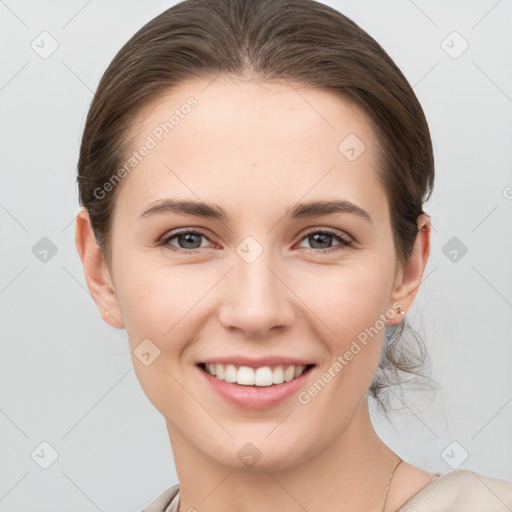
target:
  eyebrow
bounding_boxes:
[139,198,372,224]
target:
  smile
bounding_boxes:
[199,363,314,387]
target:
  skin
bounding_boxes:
[76,76,434,512]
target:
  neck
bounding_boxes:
[167,398,400,512]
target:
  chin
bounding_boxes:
[203,430,315,473]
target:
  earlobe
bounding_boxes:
[75,207,125,329]
[387,214,431,325]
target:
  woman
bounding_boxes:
[74,0,512,510]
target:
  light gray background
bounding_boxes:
[1,0,511,510]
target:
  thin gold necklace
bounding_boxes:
[176,456,403,512]
[381,456,403,512]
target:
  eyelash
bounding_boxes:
[159,227,354,255]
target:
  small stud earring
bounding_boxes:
[396,305,405,316]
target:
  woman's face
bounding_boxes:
[91,77,424,470]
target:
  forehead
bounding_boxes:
[116,76,387,222]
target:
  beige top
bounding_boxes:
[140,469,512,511]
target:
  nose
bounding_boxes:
[218,249,296,338]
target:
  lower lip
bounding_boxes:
[198,365,315,410]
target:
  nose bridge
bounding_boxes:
[219,238,294,335]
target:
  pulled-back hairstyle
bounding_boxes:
[77,0,435,413]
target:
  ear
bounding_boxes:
[387,214,431,325]
[75,207,125,329]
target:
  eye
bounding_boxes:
[159,227,353,254]
[160,229,214,252]
[297,228,353,253]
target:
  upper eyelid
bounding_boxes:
[162,228,215,243]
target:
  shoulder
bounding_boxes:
[138,484,180,512]
[397,469,512,512]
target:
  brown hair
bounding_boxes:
[77,0,435,413]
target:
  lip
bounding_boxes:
[199,356,315,368]
[197,363,316,410]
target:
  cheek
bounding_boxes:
[292,260,395,409]
[114,251,214,342]
[294,261,393,418]
[293,255,394,344]
[115,260,210,414]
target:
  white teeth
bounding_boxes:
[203,363,308,386]
[254,367,273,386]
[284,366,295,382]
[224,364,237,383]
[272,365,284,384]
[237,366,255,385]
[215,363,224,380]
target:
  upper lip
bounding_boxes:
[198,356,316,368]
